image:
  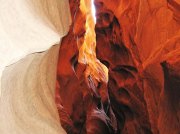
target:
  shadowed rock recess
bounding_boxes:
[56,0,180,134]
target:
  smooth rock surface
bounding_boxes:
[0,0,71,97]
[1,45,66,134]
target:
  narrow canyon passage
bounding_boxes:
[56,0,180,134]
[0,0,179,134]
[56,0,114,133]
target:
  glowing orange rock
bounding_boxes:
[56,0,180,133]
[56,0,116,133]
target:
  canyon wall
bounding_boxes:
[56,0,180,134]
[0,0,71,133]
[0,0,71,98]
[1,45,66,134]
[0,0,179,134]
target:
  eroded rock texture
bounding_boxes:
[56,0,180,134]
[95,2,152,133]
[56,0,116,133]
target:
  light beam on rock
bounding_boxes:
[79,0,108,84]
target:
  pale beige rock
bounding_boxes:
[0,0,71,97]
[0,45,66,134]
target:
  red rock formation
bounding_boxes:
[56,0,180,134]
[95,2,152,133]
[56,0,116,133]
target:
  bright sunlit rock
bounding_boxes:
[79,0,108,83]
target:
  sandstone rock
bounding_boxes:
[56,0,180,134]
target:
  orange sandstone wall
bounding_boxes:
[56,0,180,134]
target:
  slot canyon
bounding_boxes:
[56,0,180,133]
[0,0,179,134]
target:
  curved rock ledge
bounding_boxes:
[1,45,66,134]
